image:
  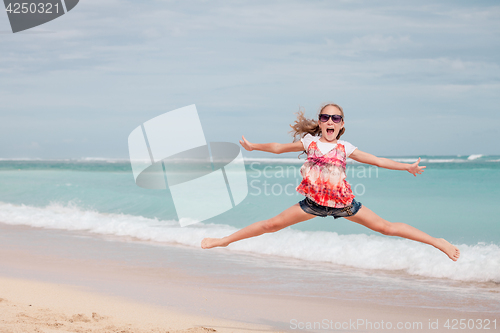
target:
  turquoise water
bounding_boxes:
[0,156,499,284]
[244,156,500,245]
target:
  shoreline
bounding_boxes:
[0,222,498,332]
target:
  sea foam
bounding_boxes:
[0,201,498,284]
[467,154,483,160]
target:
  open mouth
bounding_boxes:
[327,128,335,135]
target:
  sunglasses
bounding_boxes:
[319,114,343,123]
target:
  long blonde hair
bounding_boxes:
[289,103,346,142]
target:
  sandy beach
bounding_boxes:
[3,277,498,333]
[0,222,498,333]
[2,0,500,330]
[0,276,275,333]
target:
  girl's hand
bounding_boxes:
[239,135,254,151]
[408,157,426,177]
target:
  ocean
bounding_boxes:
[0,155,499,313]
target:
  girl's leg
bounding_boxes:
[344,206,460,261]
[201,203,315,249]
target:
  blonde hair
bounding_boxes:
[289,103,346,142]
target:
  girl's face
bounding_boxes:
[318,105,344,143]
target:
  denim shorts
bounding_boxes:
[299,197,362,219]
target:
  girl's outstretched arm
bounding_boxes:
[239,135,304,154]
[349,149,426,176]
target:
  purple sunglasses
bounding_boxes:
[319,114,343,123]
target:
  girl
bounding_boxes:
[201,103,460,261]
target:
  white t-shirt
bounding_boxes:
[301,134,357,157]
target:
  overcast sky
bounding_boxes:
[1,0,499,158]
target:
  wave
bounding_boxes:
[244,157,306,164]
[79,157,130,163]
[0,157,129,163]
[391,158,459,163]
[1,155,499,165]
[392,156,498,164]
[0,201,499,284]
[467,154,483,160]
[248,156,500,164]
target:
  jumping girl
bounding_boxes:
[201,103,461,261]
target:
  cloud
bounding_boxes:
[0,0,499,157]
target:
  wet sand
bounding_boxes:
[0,222,498,333]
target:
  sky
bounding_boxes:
[1,0,499,159]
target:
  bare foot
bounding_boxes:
[435,238,460,261]
[201,237,229,249]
